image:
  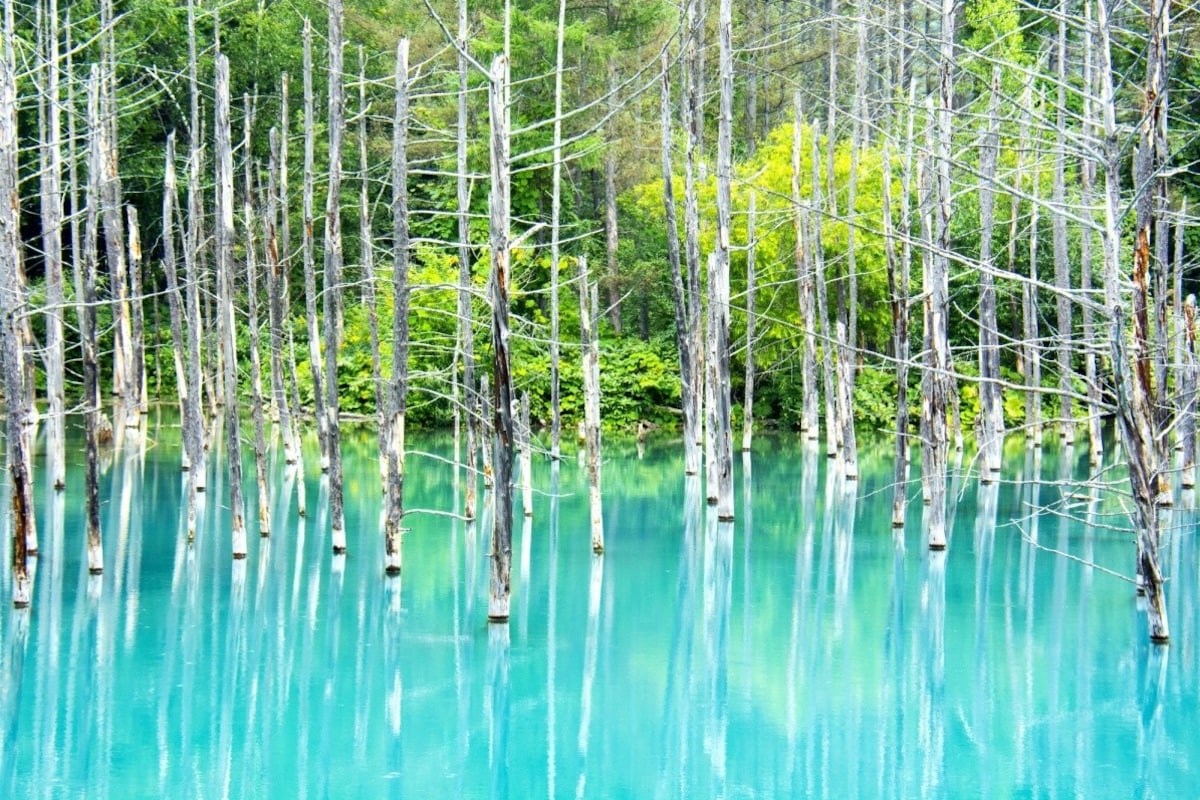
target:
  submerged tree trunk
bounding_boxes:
[579,257,604,553]
[882,140,909,528]
[1097,0,1168,642]
[660,53,699,476]
[244,97,271,538]
[977,66,1004,479]
[215,55,248,560]
[604,69,621,335]
[83,66,104,573]
[793,94,818,441]
[127,206,146,418]
[302,19,329,473]
[680,0,705,477]
[385,39,411,576]
[1081,2,1103,467]
[359,47,385,483]
[325,0,348,554]
[548,0,567,461]
[39,0,65,490]
[1052,8,1074,447]
[487,54,515,622]
[742,191,757,453]
[266,127,298,464]
[811,121,838,461]
[1182,296,1197,489]
[711,0,735,519]
[456,0,478,520]
[1,9,31,605]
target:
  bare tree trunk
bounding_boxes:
[660,53,698,475]
[1081,2,1104,467]
[604,69,621,335]
[811,121,837,460]
[385,39,411,576]
[325,0,348,554]
[1182,295,1197,489]
[883,140,909,528]
[127,205,146,416]
[215,54,248,560]
[793,94,818,441]
[244,96,271,538]
[1097,0,1168,642]
[742,191,757,453]
[39,0,65,490]
[1,3,31,605]
[83,66,104,573]
[711,0,735,519]
[518,393,533,517]
[680,0,705,476]
[266,127,298,464]
[579,257,604,553]
[978,66,1004,479]
[487,54,514,622]
[1022,100,1043,449]
[457,0,478,520]
[1053,8,1074,447]
[549,0,567,461]
[925,0,957,551]
[302,19,329,473]
[359,46,385,482]
[185,0,208,485]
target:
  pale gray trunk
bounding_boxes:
[579,257,604,552]
[660,54,699,475]
[925,0,956,551]
[127,205,146,416]
[325,0,347,553]
[680,0,705,476]
[604,68,621,335]
[1052,8,1074,446]
[39,0,65,490]
[385,39,411,576]
[358,47,384,482]
[1,4,31,604]
[978,66,1004,478]
[1181,296,1196,488]
[83,67,104,573]
[519,392,533,518]
[185,0,208,477]
[100,0,132,412]
[549,0,566,460]
[215,55,248,559]
[244,96,271,538]
[487,55,514,621]
[742,191,757,453]
[302,20,329,472]
[1081,2,1103,466]
[882,141,909,528]
[811,121,837,460]
[266,127,298,464]
[711,0,735,519]
[1096,0,1168,642]
[793,93,818,440]
[1025,135,1043,449]
[457,0,478,519]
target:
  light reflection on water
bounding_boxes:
[0,415,1199,798]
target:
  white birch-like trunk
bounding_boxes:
[244,96,271,538]
[742,191,757,453]
[977,66,1004,479]
[325,0,348,554]
[39,0,65,490]
[711,0,735,519]
[579,258,604,553]
[302,19,329,473]
[456,0,478,520]
[1181,296,1197,489]
[83,66,104,573]
[793,93,818,440]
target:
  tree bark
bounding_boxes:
[882,140,909,528]
[1182,295,1196,489]
[711,0,735,519]
[1081,2,1103,467]
[457,0,479,520]
[549,0,567,461]
[680,0,705,476]
[742,191,757,453]
[1,4,31,605]
[266,127,299,464]
[325,0,348,554]
[978,66,1004,479]
[579,258,604,553]
[302,19,329,473]
[811,121,838,461]
[244,96,271,538]
[215,54,248,560]
[604,68,621,335]
[793,93,818,441]
[360,47,385,484]
[127,205,146,417]
[385,39,411,576]
[1052,7,1074,447]
[83,66,104,574]
[39,0,65,490]
[487,54,514,621]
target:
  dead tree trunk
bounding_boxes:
[1182,295,1196,489]
[883,140,909,528]
[385,39,411,576]
[742,191,757,453]
[83,66,104,572]
[549,0,567,461]
[793,94,818,441]
[811,121,838,460]
[660,53,699,475]
[711,0,735,519]
[978,66,1004,479]
[1081,2,1104,467]
[579,257,604,553]
[604,69,621,335]
[487,54,515,622]
[184,0,207,490]
[266,127,298,464]
[1052,8,1074,447]
[1,6,31,605]
[359,47,385,481]
[457,0,478,520]
[215,54,248,560]
[244,96,271,538]
[1097,0,1168,642]
[302,19,329,473]
[325,0,348,554]
[127,206,146,417]
[680,0,705,477]
[1021,99,1043,449]
[39,0,65,490]
[925,0,957,551]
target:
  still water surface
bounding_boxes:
[1,416,1199,798]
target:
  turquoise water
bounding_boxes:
[2,415,1199,798]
